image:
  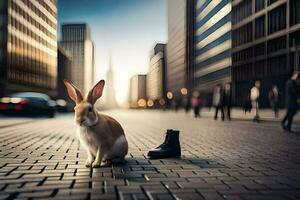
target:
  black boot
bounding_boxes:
[156,129,172,149]
[147,130,181,159]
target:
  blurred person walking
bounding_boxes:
[250,81,261,122]
[268,85,279,118]
[191,92,201,118]
[213,85,224,120]
[282,71,300,132]
[183,95,191,113]
[223,83,232,120]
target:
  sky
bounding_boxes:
[58,0,167,105]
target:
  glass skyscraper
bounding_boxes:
[194,0,232,98]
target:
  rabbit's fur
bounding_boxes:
[64,79,128,167]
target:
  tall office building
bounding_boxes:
[166,0,194,99]
[57,48,72,101]
[0,0,57,97]
[231,0,300,106]
[146,43,166,103]
[194,0,232,102]
[60,24,94,95]
[129,75,146,107]
[167,0,232,104]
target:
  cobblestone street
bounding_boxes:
[0,110,300,200]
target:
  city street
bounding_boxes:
[0,110,300,200]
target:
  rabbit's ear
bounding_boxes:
[87,80,105,105]
[63,79,83,104]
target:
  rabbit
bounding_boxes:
[64,79,128,168]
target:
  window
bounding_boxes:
[268,0,278,6]
[290,0,300,26]
[254,43,265,57]
[232,0,253,24]
[255,16,265,39]
[267,36,286,54]
[255,0,264,12]
[268,5,286,34]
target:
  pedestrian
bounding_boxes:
[223,83,232,120]
[268,85,279,118]
[191,91,201,118]
[183,95,191,113]
[213,85,224,120]
[282,71,300,132]
[250,80,261,122]
[243,93,252,114]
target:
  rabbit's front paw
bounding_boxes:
[85,160,93,167]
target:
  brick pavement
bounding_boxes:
[0,110,300,200]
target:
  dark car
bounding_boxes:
[0,92,56,117]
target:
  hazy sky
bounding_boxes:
[58,0,167,104]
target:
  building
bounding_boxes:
[146,43,166,105]
[60,23,94,96]
[231,0,300,107]
[104,56,117,109]
[57,48,72,101]
[193,0,232,105]
[129,75,146,108]
[0,0,57,97]
[166,0,194,100]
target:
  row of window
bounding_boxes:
[233,55,289,81]
[233,36,289,63]
[233,4,288,48]
[233,0,299,28]
[10,16,56,50]
[10,0,56,40]
[39,0,57,18]
[232,0,252,24]
[8,34,56,66]
[8,68,56,89]
[232,23,252,47]
[19,0,56,29]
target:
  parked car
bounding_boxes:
[55,99,68,112]
[0,92,56,117]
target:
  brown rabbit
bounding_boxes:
[64,79,128,168]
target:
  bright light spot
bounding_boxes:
[181,88,188,96]
[159,99,165,106]
[137,99,146,108]
[167,92,173,100]
[147,99,154,107]
[0,97,10,103]
[10,98,22,103]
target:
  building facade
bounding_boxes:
[194,0,232,105]
[166,0,190,99]
[57,48,72,101]
[129,75,146,108]
[146,43,166,104]
[231,0,300,107]
[60,24,94,96]
[0,0,57,97]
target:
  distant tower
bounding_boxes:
[60,24,94,95]
[105,56,118,108]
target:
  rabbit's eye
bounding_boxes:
[88,107,93,112]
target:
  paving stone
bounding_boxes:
[0,110,299,200]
